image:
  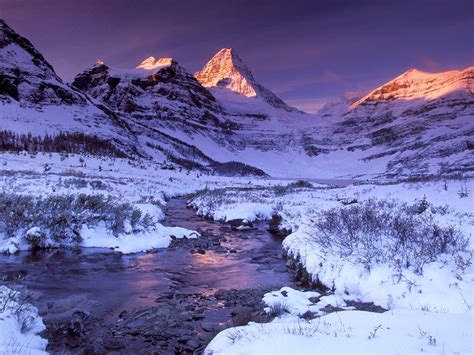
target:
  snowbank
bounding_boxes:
[198,180,473,353]
[206,309,473,354]
[0,286,48,354]
[213,202,274,222]
[81,222,200,254]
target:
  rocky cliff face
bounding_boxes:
[351,67,474,110]
[0,18,137,154]
[0,19,87,107]
[72,56,226,128]
[194,48,302,113]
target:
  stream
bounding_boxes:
[0,196,293,353]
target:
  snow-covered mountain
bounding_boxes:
[0,19,141,158]
[72,56,228,128]
[1,19,472,179]
[351,67,473,110]
[186,65,474,179]
[331,67,474,177]
[195,48,301,113]
[0,20,265,175]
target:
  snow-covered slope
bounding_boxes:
[0,19,131,144]
[351,66,473,109]
[0,20,265,175]
[1,19,472,179]
[195,48,301,113]
[330,67,474,178]
[72,56,226,128]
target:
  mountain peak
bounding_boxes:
[0,19,55,74]
[194,48,302,113]
[194,48,256,97]
[136,56,176,70]
[350,66,473,110]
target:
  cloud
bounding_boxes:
[323,70,344,83]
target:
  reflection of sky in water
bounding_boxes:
[0,197,291,318]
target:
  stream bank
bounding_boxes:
[0,196,293,353]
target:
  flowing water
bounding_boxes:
[0,196,292,353]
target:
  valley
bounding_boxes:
[0,16,472,355]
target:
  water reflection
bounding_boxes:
[0,197,291,322]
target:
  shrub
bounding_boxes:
[274,185,288,196]
[313,199,468,274]
[0,193,157,250]
[274,180,314,196]
[267,302,290,318]
[288,180,313,189]
[0,286,36,334]
[457,184,470,198]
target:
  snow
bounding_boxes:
[195,179,474,353]
[0,286,48,354]
[213,202,274,222]
[107,57,176,78]
[81,221,200,254]
[206,309,473,354]
[136,56,174,70]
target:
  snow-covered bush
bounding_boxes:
[0,193,156,250]
[0,286,47,354]
[313,199,468,273]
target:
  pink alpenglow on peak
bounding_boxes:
[195,48,302,113]
[195,48,257,97]
[350,66,474,110]
[136,56,175,70]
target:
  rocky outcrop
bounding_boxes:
[0,19,88,107]
[72,57,225,127]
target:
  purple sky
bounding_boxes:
[1,0,473,112]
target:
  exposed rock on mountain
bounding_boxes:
[72,56,225,128]
[0,19,133,152]
[194,48,301,113]
[1,19,472,179]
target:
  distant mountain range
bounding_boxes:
[1,19,472,178]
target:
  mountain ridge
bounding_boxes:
[350,66,474,110]
[1,19,472,179]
